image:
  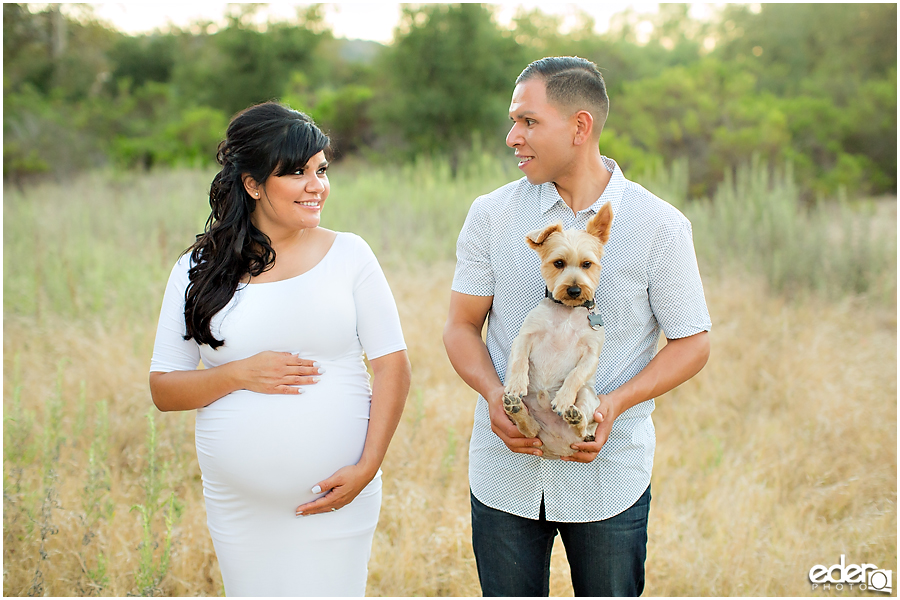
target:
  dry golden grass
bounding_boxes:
[3,257,895,596]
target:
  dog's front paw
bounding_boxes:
[502,393,524,415]
[503,376,528,401]
[550,393,576,416]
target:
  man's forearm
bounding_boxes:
[568,331,710,462]
[607,331,710,414]
[444,291,542,453]
[442,322,504,402]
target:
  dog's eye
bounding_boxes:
[582,261,592,269]
[553,260,565,269]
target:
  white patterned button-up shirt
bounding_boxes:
[452,157,712,522]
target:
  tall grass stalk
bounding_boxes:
[27,361,70,596]
[130,410,181,596]
[73,380,88,439]
[77,399,112,595]
[3,353,32,503]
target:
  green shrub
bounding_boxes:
[678,157,896,301]
[3,158,894,326]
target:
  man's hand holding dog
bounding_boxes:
[563,393,618,463]
[563,332,712,463]
[488,387,544,457]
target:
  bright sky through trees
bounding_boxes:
[87,2,724,43]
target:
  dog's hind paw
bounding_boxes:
[563,405,583,426]
[564,406,590,437]
[502,393,524,414]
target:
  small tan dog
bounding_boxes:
[502,203,613,459]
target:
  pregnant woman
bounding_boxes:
[149,102,410,596]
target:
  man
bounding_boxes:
[443,56,712,596]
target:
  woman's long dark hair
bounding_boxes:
[183,102,330,348]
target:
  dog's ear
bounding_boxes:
[587,203,613,245]
[526,222,563,248]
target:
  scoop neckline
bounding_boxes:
[242,231,341,286]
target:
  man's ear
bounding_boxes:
[526,223,563,248]
[587,203,613,245]
[572,110,595,146]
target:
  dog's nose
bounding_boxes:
[566,285,581,298]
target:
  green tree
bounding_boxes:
[711,3,896,194]
[282,74,375,157]
[107,33,177,91]
[713,4,897,98]
[170,6,330,116]
[375,4,525,161]
[3,4,119,100]
[610,58,791,197]
[838,72,897,193]
[3,3,56,95]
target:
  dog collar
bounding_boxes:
[544,287,604,330]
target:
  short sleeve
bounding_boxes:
[351,237,407,360]
[452,197,495,296]
[150,255,202,373]
[647,221,712,339]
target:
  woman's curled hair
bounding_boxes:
[182,102,330,348]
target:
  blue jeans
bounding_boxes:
[470,485,650,597]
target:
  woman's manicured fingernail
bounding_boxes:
[313,361,321,367]
[317,367,325,374]
[311,377,320,383]
[296,512,303,517]
[311,485,321,494]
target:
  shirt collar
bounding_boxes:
[538,156,626,216]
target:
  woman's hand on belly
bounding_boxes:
[295,463,377,517]
[235,351,323,395]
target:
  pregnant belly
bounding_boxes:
[195,369,372,510]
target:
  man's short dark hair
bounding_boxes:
[516,56,609,133]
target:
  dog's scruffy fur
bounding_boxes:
[502,204,613,459]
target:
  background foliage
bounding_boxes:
[3,3,896,199]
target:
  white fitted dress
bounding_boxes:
[150,232,406,597]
